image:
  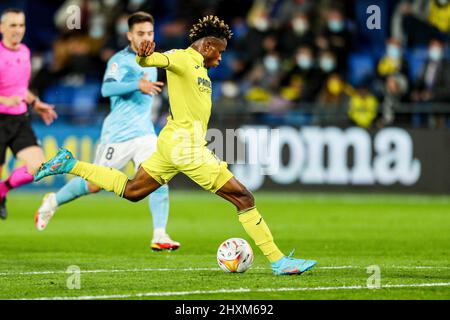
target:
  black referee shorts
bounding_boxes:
[0,113,39,165]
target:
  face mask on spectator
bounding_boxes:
[429,47,443,61]
[263,55,280,72]
[116,21,129,35]
[89,15,106,39]
[254,17,270,32]
[387,45,402,60]
[319,57,336,72]
[296,55,313,70]
[292,19,309,34]
[328,19,344,33]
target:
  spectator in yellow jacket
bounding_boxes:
[348,84,379,129]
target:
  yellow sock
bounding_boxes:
[238,207,284,263]
[70,161,128,197]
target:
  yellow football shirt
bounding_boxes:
[136,47,212,146]
[136,47,234,192]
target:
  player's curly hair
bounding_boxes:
[189,15,233,43]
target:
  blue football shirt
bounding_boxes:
[100,46,157,144]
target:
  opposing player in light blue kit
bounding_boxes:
[35,12,180,251]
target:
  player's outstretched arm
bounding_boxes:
[136,40,181,71]
[136,42,185,74]
[101,78,164,97]
[101,80,141,98]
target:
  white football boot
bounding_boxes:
[151,229,180,251]
[35,193,58,231]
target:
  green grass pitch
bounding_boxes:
[0,191,449,300]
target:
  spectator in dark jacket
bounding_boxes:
[411,39,450,103]
[411,39,450,127]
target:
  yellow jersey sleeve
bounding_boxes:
[136,50,186,74]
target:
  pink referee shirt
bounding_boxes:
[0,41,31,115]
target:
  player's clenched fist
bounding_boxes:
[138,40,155,57]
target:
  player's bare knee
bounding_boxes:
[123,182,145,202]
[126,191,145,202]
[123,187,138,202]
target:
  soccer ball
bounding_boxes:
[217,238,254,273]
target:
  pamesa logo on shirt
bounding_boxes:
[197,76,212,94]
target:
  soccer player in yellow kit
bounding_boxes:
[34,16,316,275]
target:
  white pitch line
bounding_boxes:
[391,266,450,269]
[18,282,450,300]
[318,266,355,269]
[0,267,219,276]
[1,265,449,277]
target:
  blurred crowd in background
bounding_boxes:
[1,0,450,129]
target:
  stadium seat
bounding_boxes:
[43,82,102,123]
[405,46,428,82]
[347,53,375,86]
[43,85,74,121]
[71,82,102,122]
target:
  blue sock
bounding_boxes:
[149,184,169,231]
[55,177,90,206]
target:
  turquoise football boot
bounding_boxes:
[34,148,77,182]
[271,249,317,275]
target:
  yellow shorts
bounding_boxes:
[141,137,234,193]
